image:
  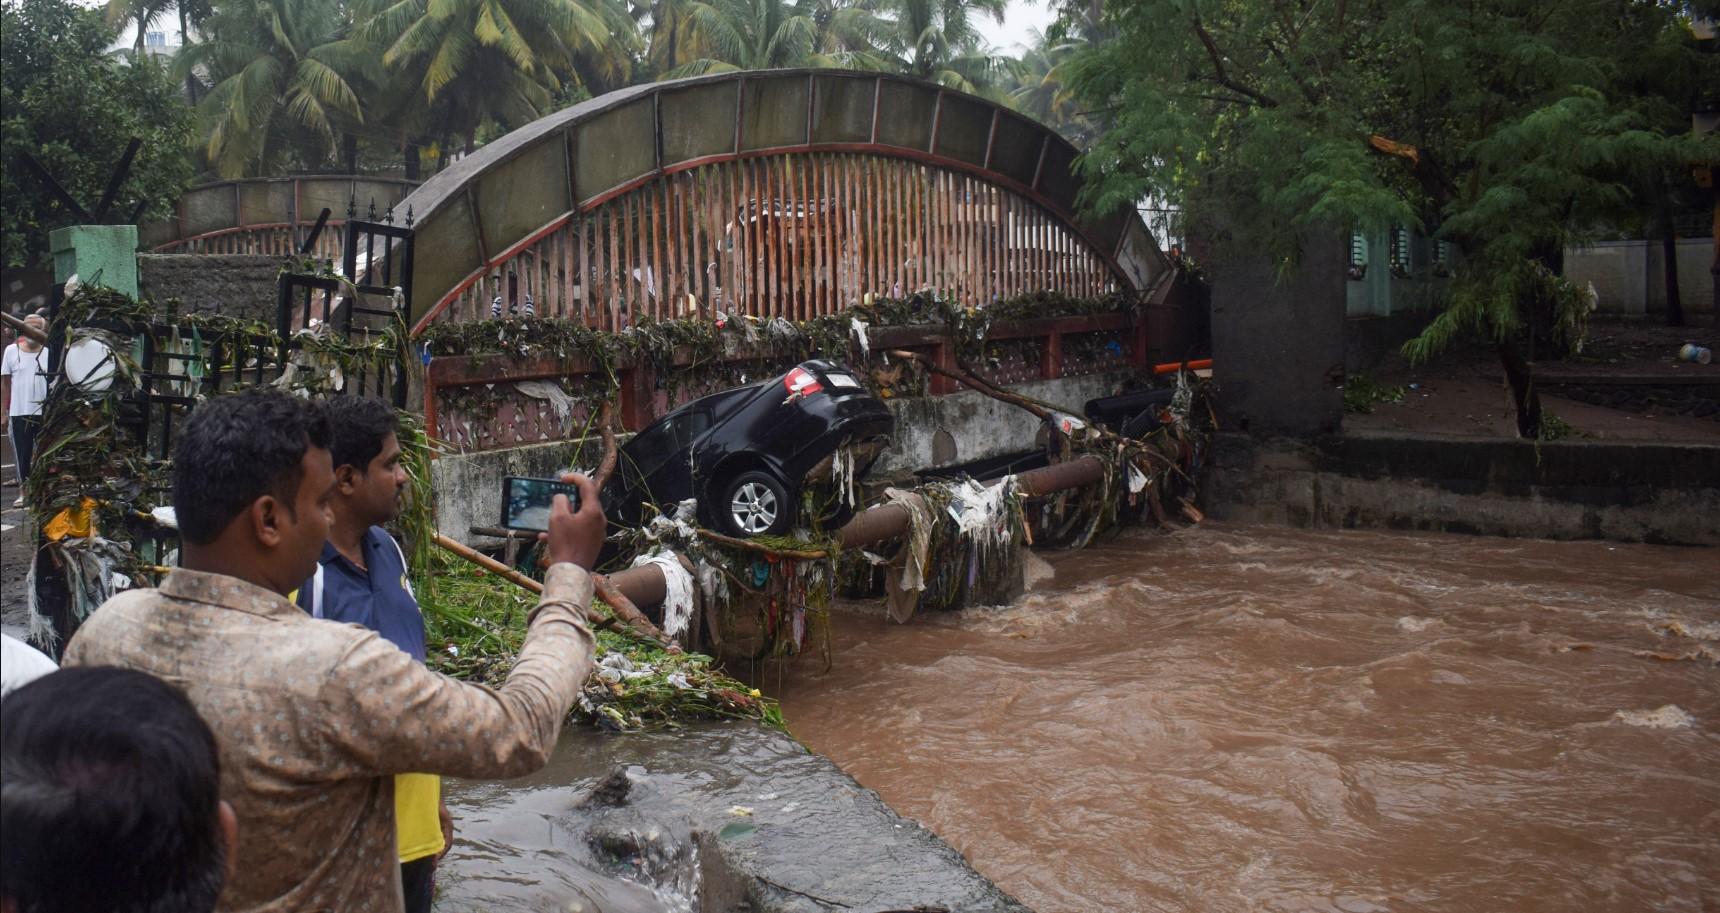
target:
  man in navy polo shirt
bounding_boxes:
[296,396,447,913]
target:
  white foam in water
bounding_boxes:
[1397,616,1435,633]
[1612,705,1695,729]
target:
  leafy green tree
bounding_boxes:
[874,0,1007,94]
[1003,27,1096,143]
[1066,0,1719,437]
[356,0,635,153]
[176,0,372,177]
[1,0,195,269]
[657,0,821,75]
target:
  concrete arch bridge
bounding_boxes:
[396,70,1168,334]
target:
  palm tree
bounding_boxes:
[105,0,172,58]
[355,0,635,152]
[657,0,819,77]
[176,0,371,177]
[1004,27,1097,144]
[873,0,1006,95]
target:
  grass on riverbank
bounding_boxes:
[417,552,784,732]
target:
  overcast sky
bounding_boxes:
[976,0,1060,55]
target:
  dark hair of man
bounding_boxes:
[1,667,226,913]
[173,388,331,544]
[323,395,400,473]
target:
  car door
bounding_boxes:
[617,408,711,515]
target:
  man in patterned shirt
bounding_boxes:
[65,390,607,913]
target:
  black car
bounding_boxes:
[601,360,894,538]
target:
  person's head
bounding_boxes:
[173,389,333,593]
[1,667,237,913]
[322,396,407,527]
[16,314,44,351]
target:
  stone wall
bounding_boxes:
[1203,431,1720,545]
[137,254,279,321]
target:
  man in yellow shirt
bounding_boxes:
[294,397,447,911]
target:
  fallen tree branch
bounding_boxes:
[885,348,1172,469]
[435,532,682,646]
[2,312,49,344]
[593,399,620,489]
[886,349,1059,423]
[695,528,831,559]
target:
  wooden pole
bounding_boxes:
[433,532,677,646]
[2,313,48,344]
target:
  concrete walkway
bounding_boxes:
[2,435,34,642]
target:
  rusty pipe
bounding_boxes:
[608,454,1109,613]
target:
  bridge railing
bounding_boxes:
[139,175,417,256]
[423,154,1122,334]
[421,311,1142,452]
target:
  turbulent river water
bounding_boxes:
[441,524,1718,913]
[777,524,1720,913]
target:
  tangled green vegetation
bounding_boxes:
[415,552,784,732]
[24,285,409,643]
[1342,374,1407,414]
[419,289,1137,404]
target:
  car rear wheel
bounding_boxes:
[720,471,793,537]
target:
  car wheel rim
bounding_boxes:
[730,482,778,535]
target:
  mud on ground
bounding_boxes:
[1346,318,1720,443]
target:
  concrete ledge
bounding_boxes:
[440,721,1032,913]
[1204,432,1720,545]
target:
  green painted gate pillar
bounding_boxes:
[49,224,139,298]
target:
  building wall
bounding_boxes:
[1564,239,1715,317]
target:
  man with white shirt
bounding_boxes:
[1,313,50,507]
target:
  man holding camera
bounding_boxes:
[65,389,605,913]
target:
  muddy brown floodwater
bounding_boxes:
[778,524,1720,913]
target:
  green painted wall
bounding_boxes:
[50,224,139,298]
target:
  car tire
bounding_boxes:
[718,471,794,538]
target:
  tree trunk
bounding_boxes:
[1497,339,1542,438]
[404,142,421,181]
[178,7,199,103]
[1659,202,1684,327]
[342,133,358,173]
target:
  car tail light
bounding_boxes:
[784,367,823,398]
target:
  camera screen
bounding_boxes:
[502,477,580,532]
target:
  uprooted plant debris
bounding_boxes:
[416,551,784,732]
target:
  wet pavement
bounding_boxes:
[437,721,1030,913]
[2,435,31,641]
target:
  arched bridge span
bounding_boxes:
[398,70,1166,334]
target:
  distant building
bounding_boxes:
[141,30,181,59]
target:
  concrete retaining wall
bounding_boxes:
[1203,431,1720,545]
[432,371,1131,544]
[872,372,1127,475]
